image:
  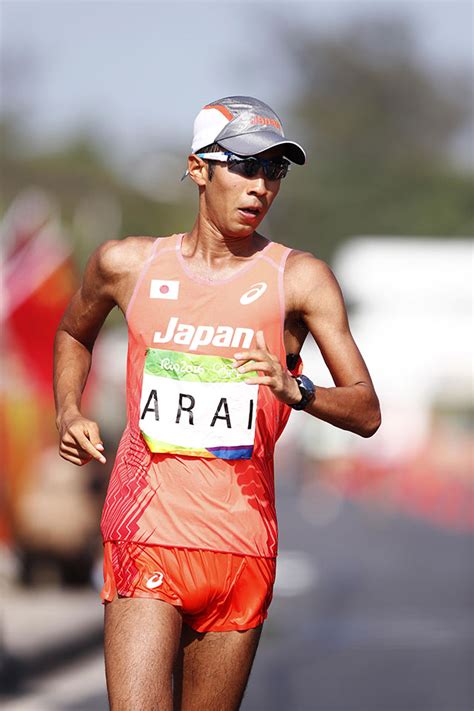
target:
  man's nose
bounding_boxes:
[248,173,267,196]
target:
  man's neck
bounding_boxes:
[184,215,266,267]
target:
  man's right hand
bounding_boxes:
[57,414,107,466]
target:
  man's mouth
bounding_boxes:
[238,206,261,220]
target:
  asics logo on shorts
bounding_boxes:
[146,572,164,589]
[240,282,267,305]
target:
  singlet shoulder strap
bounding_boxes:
[258,239,293,272]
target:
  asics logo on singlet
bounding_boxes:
[146,572,164,589]
[154,317,254,351]
[240,282,267,305]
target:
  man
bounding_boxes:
[54,96,381,710]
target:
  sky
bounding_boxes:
[2,0,473,163]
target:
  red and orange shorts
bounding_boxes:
[101,541,276,633]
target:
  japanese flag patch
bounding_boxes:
[150,279,180,300]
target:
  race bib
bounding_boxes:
[139,348,259,459]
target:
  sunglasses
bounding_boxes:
[196,151,291,181]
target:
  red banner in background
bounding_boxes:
[2,190,78,404]
[6,255,77,402]
[1,190,82,545]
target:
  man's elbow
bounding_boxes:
[357,403,382,438]
[353,388,381,438]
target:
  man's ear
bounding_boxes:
[187,154,208,186]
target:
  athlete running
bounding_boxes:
[54,96,381,710]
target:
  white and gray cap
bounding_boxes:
[188,95,306,165]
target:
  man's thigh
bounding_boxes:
[173,622,263,711]
[104,594,182,711]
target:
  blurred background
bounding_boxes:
[1,1,473,709]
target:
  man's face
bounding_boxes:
[197,147,285,238]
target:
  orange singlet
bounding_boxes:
[100,233,302,626]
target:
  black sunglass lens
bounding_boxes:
[227,156,289,179]
[242,159,260,177]
[227,158,258,177]
[265,162,288,180]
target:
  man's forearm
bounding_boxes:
[53,329,93,426]
[303,382,381,438]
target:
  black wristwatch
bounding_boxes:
[290,374,316,410]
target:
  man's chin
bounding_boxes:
[231,218,263,238]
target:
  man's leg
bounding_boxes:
[104,595,182,711]
[173,623,263,711]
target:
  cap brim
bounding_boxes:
[217,130,306,165]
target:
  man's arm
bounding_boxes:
[293,255,381,436]
[233,253,381,438]
[54,239,123,465]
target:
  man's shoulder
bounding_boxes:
[94,234,171,280]
[96,236,151,275]
[283,248,339,314]
[285,248,333,284]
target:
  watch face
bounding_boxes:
[297,375,314,397]
[291,374,315,410]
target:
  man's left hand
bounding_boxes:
[233,330,301,406]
